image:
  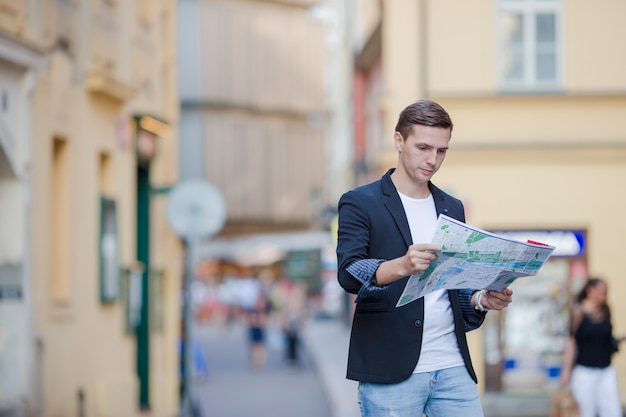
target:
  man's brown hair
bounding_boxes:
[395,99,453,140]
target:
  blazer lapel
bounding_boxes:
[381,170,413,247]
[429,182,465,222]
[430,184,448,217]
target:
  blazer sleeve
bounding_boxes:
[459,289,486,332]
[337,190,380,295]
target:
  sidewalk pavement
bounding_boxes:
[302,317,552,417]
[302,317,360,417]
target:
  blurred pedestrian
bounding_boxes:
[281,281,307,368]
[245,291,271,370]
[179,320,209,395]
[336,99,513,417]
[236,266,262,312]
[560,277,625,417]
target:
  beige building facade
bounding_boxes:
[353,0,626,400]
[178,0,329,234]
[0,1,181,416]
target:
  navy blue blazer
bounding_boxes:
[336,169,485,384]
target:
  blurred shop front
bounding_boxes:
[482,229,587,393]
[197,230,337,312]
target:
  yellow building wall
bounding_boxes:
[443,97,626,145]
[428,0,497,95]
[566,0,626,92]
[381,0,422,161]
[26,1,181,416]
[426,0,626,95]
[31,53,138,417]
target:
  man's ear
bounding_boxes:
[393,131,403,152]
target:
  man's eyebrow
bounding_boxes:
[417,142,448,150]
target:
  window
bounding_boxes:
[99,196,120,302]
[51,138,71,304]
[99,153,120,302]
[498,0,562,92]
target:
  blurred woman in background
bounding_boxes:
[561,278,625,417]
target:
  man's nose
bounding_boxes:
[426,150,438,164]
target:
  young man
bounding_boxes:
[336,99,513,417]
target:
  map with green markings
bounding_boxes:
[396,215,556,307]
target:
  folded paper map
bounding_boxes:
[396,214,556,307]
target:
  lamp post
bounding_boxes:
[167,180,227,417]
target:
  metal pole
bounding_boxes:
[181,235,198,417]
[167,181,226,417]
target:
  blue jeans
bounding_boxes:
[358,366,484,417]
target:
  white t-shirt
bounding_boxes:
[397,191,464,373]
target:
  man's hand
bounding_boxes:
[401,243,442,276]
[480,288,513,311]
[375,243,441,286]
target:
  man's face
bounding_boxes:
[394,124,451,185]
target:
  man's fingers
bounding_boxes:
[500,287,513,296]
[484,289,513,310]
[411,243,442,252]
[403,245,441,274]
[408,244,441,260]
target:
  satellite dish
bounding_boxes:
[166,179,227,239]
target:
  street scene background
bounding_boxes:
[2,1,626,417]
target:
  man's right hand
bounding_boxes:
[402,243,442,276]
[374,243,441,286]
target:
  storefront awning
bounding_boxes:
[198,230,332,266]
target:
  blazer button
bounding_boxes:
[414,319,423,327]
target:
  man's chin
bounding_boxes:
[411,176,431,185]
[417,172,434,181]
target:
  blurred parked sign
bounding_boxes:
[284,250,323,292]
[167,179,227,239]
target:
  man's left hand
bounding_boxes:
[481,288,513,311]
